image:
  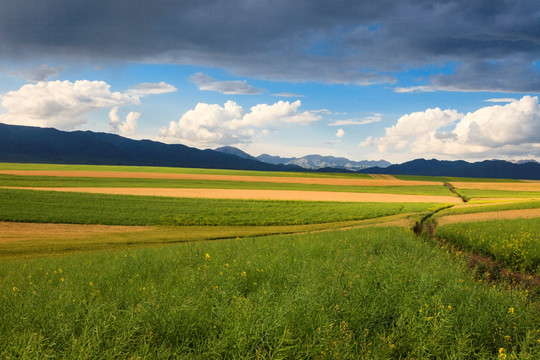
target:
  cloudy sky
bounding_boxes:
[1,0,539,163]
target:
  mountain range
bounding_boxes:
[0,123,539,179]
[215,146,391,171]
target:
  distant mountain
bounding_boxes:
[359,158,540,180]
[255,152,391,171]
[256,153,296,165]
[0,123,303,172]
[214,146,258,161]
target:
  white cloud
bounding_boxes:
[329,113,382,126]
[109,106,140,137]
[335,128,345,138]
[159,100,321,147]
[361,96,540,159]
[0,80,138,129]
[128,81,177,96]
[190,73,264,95]
[393,85,436,93]
[484,98,517,103]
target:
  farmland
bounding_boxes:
[0,163,539,358]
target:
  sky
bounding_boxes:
[0,0,539,164]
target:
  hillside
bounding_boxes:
[0,123,302,172]
[359,158,540,180]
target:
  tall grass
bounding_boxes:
[436,218,540,274]
[1,227,538,358]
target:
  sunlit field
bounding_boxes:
[0,163,539,358]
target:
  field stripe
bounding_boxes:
[2,186,462,203]
[437,208,540,225]
[0,170,442,186]
[451,181,540,191]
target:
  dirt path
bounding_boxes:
[436,208,540,225]
[3,186,463,203]
[0,170,442,186]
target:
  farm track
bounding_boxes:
[416,207,540,288]
[0,170,442,186]
[2,186,463,203]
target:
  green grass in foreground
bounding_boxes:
[1,227,539,359]
[436,200,540,216]
[0,174,454,196]
[0,188,443,226]
[436,218,540,275]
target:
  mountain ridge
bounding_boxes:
[0,123,538,179]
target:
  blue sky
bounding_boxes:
[0,1,539,163]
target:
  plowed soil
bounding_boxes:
[0,170,442,186]
[436,208,540,225]
[3,186,462,203]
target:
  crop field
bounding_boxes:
[436,218,540,275]
[0,163,539,358]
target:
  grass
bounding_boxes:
[0,213,417,261]
[0,188,444,226]
[0,174,455,196]
[458,188,540,199]
[1,227,538,359]
[436,218,540,275]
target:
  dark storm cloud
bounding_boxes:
[1,0,539,91]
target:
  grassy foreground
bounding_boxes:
[1,227,539,359]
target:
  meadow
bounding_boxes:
[0,163,539,358]
[436,218,540,275]
[1,227,539,359]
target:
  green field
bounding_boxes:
[436,218,540,275]
[0,162,374,179]
[1,164,539,359]
[0,174,455,196]
[0,188,443,226]
[2,227,539,359]
[458,188,540,199]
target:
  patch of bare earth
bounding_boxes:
[451,181,540,191]
[3,187,462,203]
[0,222,148,243]
[436,208,540,225]
[0,170,441,186]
